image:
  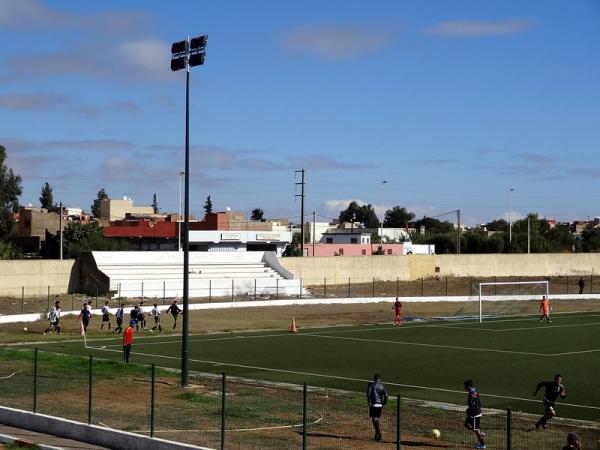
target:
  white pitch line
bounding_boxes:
[87,347,600,410]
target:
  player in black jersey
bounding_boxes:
[533,374,566,430]
[464,380,486,449]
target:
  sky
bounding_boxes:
[1,0,599,226]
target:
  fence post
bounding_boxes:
[506,407,512,450]
[299,278,303,299]
[150,364,156,438]
[47,286,50,312]
[566,275,569,294]
[33,348,38,413]
[396,394,401,450]
[276,279,279,299]
[88,355,93,425]
[372,277,375,297]
[71,295,74,312]
[142,282,145,302]
[591,274,594,294]
[396,277,399,297]
[231,279,234,302]
[494,276,498,295]
[445,277,448,296]
[209,280,212,303]
[421,277,424,296]
[163,282,166,305]
[254,279,257,301]
[302,382,308,450]
[324,278,327,298]
[95,285,99,308]
[221,372,226,450]
[21,286,24,314]
[118,282,121,300]
[348,278,351,298]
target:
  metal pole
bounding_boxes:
[421,277,424,296]
[396,277,399,297]
[457,209,461,254]
[178,171,184,251]
[21,286,24,314]
[182,47,191,387]
[209,279,212,303]
[295,169,305,257]
[47,286,50,312]
[59,202,63,260]
[142,282,144,302]
[324,278,327,298]
[348,277,351,297]
[302,382,308,450]
[231,279,234,302]
[221,372,226,450]
[506,407,512,450]
[95,286,98,308]
[445,276,448,296]
[527,215,531,253]
[150,364,156,438]
[509,188,515,244]
[88,355,93,425]
[396,394,401,450]
[163,281,166,305]
[372,277,375,297]
[276,278,279,299]
[33,348,38,413]
[299,278,303,299]
[254,278,257,301]
[312,210,316,256]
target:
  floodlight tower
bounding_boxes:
[170,34,207,386]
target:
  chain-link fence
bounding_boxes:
[1,275,599,317]
[0,348,597,449]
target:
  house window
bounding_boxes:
[326,238,333,243]
[362,249,367,255]
[387,249,392,255]
[350,238,358,244]
[339,248,344,255]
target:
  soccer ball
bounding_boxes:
[23,327,27,332]
[432,429,441,439]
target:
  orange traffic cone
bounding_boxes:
[290,317,298,334]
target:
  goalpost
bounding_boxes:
[476,280,549,323]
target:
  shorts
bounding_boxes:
[369,405,383,420]
[82,317,90,327]
[116,317,123,326]
[543,399,556,416]
[464,415,481,431]
[50,320,59,327]
[154,316,160,323]
[102,314,110,322]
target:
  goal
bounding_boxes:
[475,280,549,322]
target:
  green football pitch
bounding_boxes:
[24,311,600,422]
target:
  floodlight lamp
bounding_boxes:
[190,35,208,50]
[171,40,188,55]
[188,52,205,67]
[171,56,186,71]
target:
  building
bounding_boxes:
[100,197,154,221]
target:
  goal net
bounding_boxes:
[475,280,549,322]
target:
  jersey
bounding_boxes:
[540,299,550,313]
[537,381,565,404]
[466,387,482,417]
[394,300,402,311]
[167,303,181,315]
[80,306,91,319]
[151,307,160,318]
[123,326,134,345]
[116,308,124,319]
[101,305,110,315]
[48,307,60,322]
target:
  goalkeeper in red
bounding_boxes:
[533,374,566,430]
[538,296,552,323]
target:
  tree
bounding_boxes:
[0,145,22,240]
[485,219,508,232]
[338,201,380,229]
[581,226,600,252]
[413,217,454,234]
[91,189,109,218]
[39,182,54,210]
[152,193,159,214]
[250,208,264,221]
[203,195,213,217]
[544,224,575,252]
[383,206,415,228]
[63,221,122,258]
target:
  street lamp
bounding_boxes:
[509,188,515,244]
[171,34,207,386]
[380,180,388,241]
[178,171,185,252]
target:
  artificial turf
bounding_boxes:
[21,312,600,421]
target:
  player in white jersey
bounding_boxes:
[100,301,111,331]
[151,303,162,332]
[43,301,61,334]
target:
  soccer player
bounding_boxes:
[167,300,182,331]
[138,304,146,330]
[123,321,135,364]
[100,301,111,331]
[538,296,552,323]
[366,373,388,442]
[463,379,486,449]
[151,303,162,332]
[78,302,92,333]
[43,301,61,335]
[130,305,139,331]
[533,374,566,430]
[393,297,403,326]
[114,303,125,334]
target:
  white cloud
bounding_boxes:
[282,24,394,60]
[425,19,531,36]
[115,39,172,81]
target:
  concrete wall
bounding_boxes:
[0,260,78,296]
[0,406,211,450]
[281,253,600,284]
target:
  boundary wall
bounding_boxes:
[0,406,210,450]
[0,260,78,297]
[281,253,600,284]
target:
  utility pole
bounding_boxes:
[457,209,461,254]
[59,202,63,260]
[312,210,316,256]
[295,169,305,256]
[527,215,531,254]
